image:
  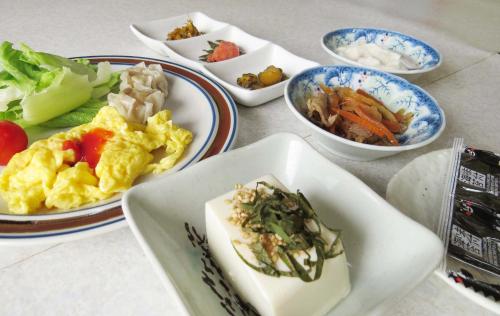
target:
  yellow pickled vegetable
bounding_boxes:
[258,66,283,86]
[236,65,286,90]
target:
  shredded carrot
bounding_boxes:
[335,109,399,145]
[306,87,411,146]
[353,108,399,145]
[344,97,382,122]
[355,89,398,123]
[382,119,402,133]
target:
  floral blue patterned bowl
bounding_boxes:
[284,65,445,160]
[321,28,442,78]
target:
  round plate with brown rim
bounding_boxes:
[0,55,238,244]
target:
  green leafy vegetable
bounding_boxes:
[230,182,344,282]
[38,69,120,129]
[0,42,38,93]
[22,67,92,125]
[91,71,120,99]
[0,100,23,121]
[0,41,120,127]
[0,85,23,111]
[40,99,107,128]
[18,43,97,81]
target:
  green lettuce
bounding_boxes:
[21,67,92,125]
[0,99,22,121]
[40,99,107,128]
[92,71,120,99]
[0,41,120,127]
[18,43,97,81]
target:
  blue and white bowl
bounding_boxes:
[322,28,442,80]
[285,65,445,161]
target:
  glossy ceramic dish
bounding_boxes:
[321,28,442,80]
[285,65,445,160]
[123,133,444,316]
[0,55,238,244]
[130,12,319,106]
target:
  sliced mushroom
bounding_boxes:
[306,93,338,128]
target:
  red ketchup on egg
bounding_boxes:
[62,128,114,168]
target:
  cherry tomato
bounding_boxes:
[0,120,28,165]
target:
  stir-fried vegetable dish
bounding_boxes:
[305,85,413,145]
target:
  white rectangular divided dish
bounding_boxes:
[130,12,319,106]
[122,133,444,316]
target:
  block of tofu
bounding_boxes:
[205,175,350,316]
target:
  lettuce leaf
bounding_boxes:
[39,98,107,128]
[18,43,97,81]
[0,42,38,92]
[92,71,120,99]
[40,70,120,128]
[21,67,92,125]
[0,99,23,121]
[0,42,120,127]
[91,61,112,87]
[0,85,23,111]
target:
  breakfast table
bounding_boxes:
[1,0,499,315]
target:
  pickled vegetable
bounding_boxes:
[236,73,262,90]
[236,65,287,90]
[199,40,241,63]
[258,66,283,86]
[167,19,202,40]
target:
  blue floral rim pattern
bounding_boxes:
[288,65,444,146]
[323,28,441,70]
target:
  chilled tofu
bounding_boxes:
[205,175,350,316]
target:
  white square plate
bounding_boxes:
[122,133,444,316]
[130,12,319,106]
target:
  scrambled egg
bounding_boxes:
[0,106,192,214]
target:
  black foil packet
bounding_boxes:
[439,139,500,300]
